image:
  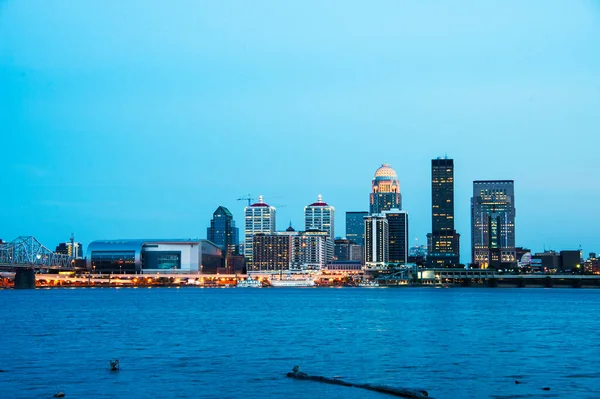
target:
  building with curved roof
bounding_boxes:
[86,239,222,274]
[370,163,402,214]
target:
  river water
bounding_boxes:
[1,287,599,399]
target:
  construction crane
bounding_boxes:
[237,194,254,207]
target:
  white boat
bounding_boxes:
[236,278,262,288]
[357,280,380,288]
[270,276,316,287]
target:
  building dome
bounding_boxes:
[371,163,400,196]
[374,163,398,179]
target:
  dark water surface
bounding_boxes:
[1,287,599,399]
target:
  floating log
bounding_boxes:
[286,366,430,398]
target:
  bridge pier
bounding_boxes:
[14,268,36,289]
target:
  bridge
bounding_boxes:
[0,236,75,288]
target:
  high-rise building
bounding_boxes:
[370,164,401,214]
[383,209,409,265]
[471,180,516,268]
[304,195,335,239]
[251,233,290,272]
[346,211,368,245]
[244,195,276,262]
[292,230,329,271]
[364,214,388,269]
[427,158,460,267]
[56,242,83,258]
[207,206,239,256]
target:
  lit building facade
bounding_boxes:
[346,211,368,245]
[383,209,409,265]
[304,195,335,239]
[370,164,401,214]
[471,180,516,268]
[86,239,222,274]
[244,195,276,262]
[427,158,460,267]
[207,206,239,256]
[364,214,389,269]
[251,233,291,272]
[56,242,83,258]
[291,230,329,271]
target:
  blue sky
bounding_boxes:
[1,0,599,261]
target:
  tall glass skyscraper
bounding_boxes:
[427,158,460,267]
[471,180,516,268]
[207,206,239,256]
[383,209,409,265]
[369,164,402,214]
[346,211,368,245]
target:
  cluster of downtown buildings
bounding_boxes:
[202,159,524,273]
[39,158,594,275]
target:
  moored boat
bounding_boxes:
[270,275,316,287]
[236,278,262,288]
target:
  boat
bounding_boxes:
[357,280,380,288]
[270,275,316,287]
[236,278,262,288]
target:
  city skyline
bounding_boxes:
[1,1,599,261]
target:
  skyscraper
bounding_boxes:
[244,195,276,262]
[370,164,402,214]
[364,214,388,269]
[207,206,239,256]
[304,195,335,239]
[427,158,460,267]
[471,180,516,268]
[346,211,368,245]
[383,209,409,265]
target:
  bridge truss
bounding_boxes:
[0,236,75,269]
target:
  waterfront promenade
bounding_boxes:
[2,269,600,289]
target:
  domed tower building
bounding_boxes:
[370,164,402,214]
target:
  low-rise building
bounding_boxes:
[86,239,222,274]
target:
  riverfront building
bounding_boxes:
[346,211,368,246]
[56,241,83,259]
[369,164,402,214]
[86,239,222,274]
[383,209,409,265]
[251,233,291,272]
[427,158,460,267]
[364,214,389,269]
[207,206,239,256]
[304,195,335,240]
[244,196,276,262]
[471,180,516,268]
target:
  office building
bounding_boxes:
[251,233,291,272]
[207,206,239,256]
[304,195,335,239]
[364,214,388,269]
[427,157,460,267]
[56,241,83,259]
[471,180,516,268]
[346,211,368,246]
[244,195,276,262]
[383,209,409,265]
[370,164,402,214]
[292,230,329,271]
